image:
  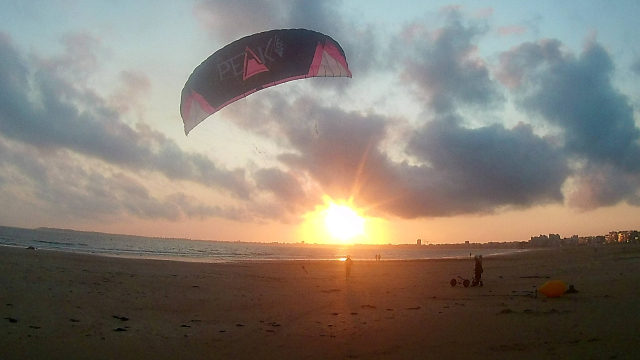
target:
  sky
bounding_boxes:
[1,0,639,245]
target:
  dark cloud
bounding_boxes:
[399,9,502,113]
[495,39,563,89]
[0,32,253,200]
[499,39,640,208]
[631,59,640,76]
[395,116,568,216]
[255,167,313,210]
[500,40,640,171]
[109,70,152,114]
[0,136,254,222]
[276,100,392,204]
[165,193,253,221]
[566,164,640,210]
[248,96,567,219]
[35,32,103,83]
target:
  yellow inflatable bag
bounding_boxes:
[538,280,567,298]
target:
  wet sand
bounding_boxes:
[1,245,639,359]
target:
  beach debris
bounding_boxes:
[112,315,129,321]
[321,288,341,293]
[302,266,308,274]
[236,323,244,327]
[360,304,376,309]
[192,285,199,288]
[499,309,513,314]
[537,280,567,298]
[564,285,579,294]
[406,307,421,310]
[5,317,17,323]
[520,275,550,279]
[268,322,281,327]
[220,330,226,333]
[6,303,13,307]
[29,325,41,329]
[387,308,393,311]
[113,327,127,332]
[181,324,191,328]
[332,312,340,316]
[351,312,358,315]
[26,246,36,250]
[70,319,80,323]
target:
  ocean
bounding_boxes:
[0,226,526,262]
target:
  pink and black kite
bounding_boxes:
[180,29,352,135]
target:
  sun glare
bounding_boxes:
[324,202,365,241]
[300,196,387,244]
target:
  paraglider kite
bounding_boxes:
[180,29,352,135]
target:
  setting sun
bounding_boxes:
[299,196,383,244]
[324,202,365,240]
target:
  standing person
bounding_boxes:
[345,255,353,279]
[472,255,483,286]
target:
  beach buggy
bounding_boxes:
[450,275,471,287]
[450,255,484,287]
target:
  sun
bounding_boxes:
[324,202,365,241]
[300,196,384,244]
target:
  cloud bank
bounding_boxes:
[1,5,639,228]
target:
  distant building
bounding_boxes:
[605,232,618,244]
[530,234,550,247]
[417,239,421,246]
[528,229,636,247]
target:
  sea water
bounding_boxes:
[0,226,526,262]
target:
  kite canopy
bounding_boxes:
[180,29,352,135]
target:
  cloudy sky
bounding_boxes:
[1,0,639,244]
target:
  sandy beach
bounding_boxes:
[1,245,639,359]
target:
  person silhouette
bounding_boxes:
[472,255,483,286]
[345,255,353,279]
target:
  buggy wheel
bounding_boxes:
[450,279,457,287]
[463,280,470,287]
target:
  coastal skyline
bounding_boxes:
[1,1,640,244]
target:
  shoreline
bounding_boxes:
[0,241,540,264]
[2,245,639,359]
